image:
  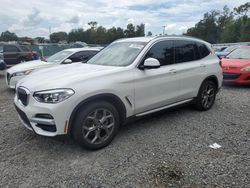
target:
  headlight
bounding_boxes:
[241,66,250,72]
[12,70,33,77]
[33,89,75,103]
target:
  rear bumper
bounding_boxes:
[223,72,250,84]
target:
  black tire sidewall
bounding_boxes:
[73,101,120,150]
[195,80,216,111]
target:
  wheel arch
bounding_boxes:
[68,93,127,136]
[201,75,219,91]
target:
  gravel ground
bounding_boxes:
[0,70,249,188]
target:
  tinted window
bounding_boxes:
[69,51,97,63]
[4,45,19,53]
[144,40,174,66]
[175,40,200,63]
[196,42,210,58]
[20,45,30,52]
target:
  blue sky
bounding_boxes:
[0,0,249,38]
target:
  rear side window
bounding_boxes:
[20,45,31,52]
[174,40,200,63]
[144,40,174,66]
[196,42,210,58]
[4,45,19,53]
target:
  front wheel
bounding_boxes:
[73,101,120,150]
[194,80,217,111]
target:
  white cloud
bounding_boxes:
[0,0,249,38]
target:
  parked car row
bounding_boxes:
[11,36,224,150]
[5,47,102,88]
[1,44,39,67]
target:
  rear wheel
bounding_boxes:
[194,80,217,111]
[73,101,120,150]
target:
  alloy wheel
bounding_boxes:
[201,83,215,109]
[82,108,115,145]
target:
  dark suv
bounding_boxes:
[2,44,38,67]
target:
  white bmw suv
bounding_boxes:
[14,36,222,150]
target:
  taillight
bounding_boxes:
[219,60,222,67]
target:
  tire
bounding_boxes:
[194,80,217,111]
[73,101,120,150]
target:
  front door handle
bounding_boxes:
[200,64,206,67]
[169,69,177,74]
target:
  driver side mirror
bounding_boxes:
[62,59,72,64]
[139,58,161,70]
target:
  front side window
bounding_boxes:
[144,40,174,66]
[69,51,98,63]
[175,40,199,63]
[4,45,19,53]
[227,48,250,59]
[87,42,146,66]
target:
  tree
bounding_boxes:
[135,24,145,37]
[68,28,86,42]
[147,31,153,36]
[124,23,136,37]
[88,21,98,30]
[234,2,250,17]
[185,3,250,43]
[0,31,18,41]
[50,32,68,43]
[186,11,220,43]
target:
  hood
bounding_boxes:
[221,58,250,68]
[17,63,123,91]
[7,60,56,74]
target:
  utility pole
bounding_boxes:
[162,25,167,35]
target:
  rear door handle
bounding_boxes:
[200,64,206,67]
[169,69,177,74]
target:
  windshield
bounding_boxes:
[87,41,146,66]
[47,50,73,63]
[227,48,250,59]
[223,45,239,52]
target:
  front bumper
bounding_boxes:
[223,71,250,84]
[5,72,25,89]
[14,91,72,136]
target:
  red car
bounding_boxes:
[221,46,250,84]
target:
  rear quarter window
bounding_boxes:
[196,42,210,58]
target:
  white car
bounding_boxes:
[6,47,101,88]
[14,36,222,150]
